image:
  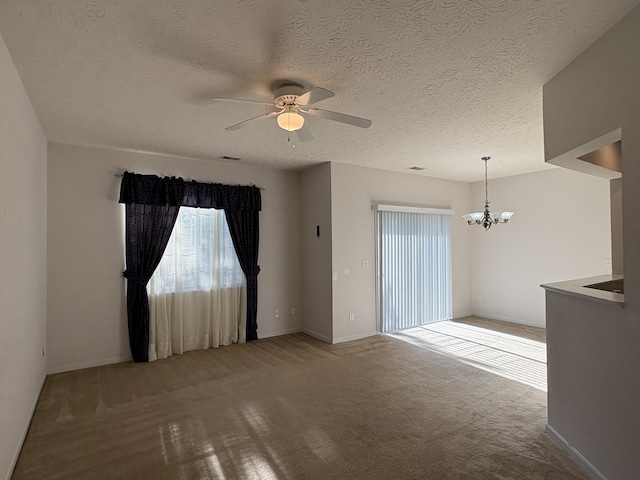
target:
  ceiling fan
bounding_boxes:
[212,83,372,142]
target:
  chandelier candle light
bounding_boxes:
[463,156,514,230]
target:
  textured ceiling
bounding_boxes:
[0,0,638,182]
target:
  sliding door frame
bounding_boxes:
[373,203,454,333]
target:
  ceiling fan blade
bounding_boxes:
[225,111,279,131]
[295,87,335,106]
[295,125,314,143]
[307,108,372,128]
[212,97,275,108]
[140,3,286,94]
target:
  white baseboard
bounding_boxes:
[6,371,47,480]
[545,424,607,480]
[453,311,472,319]
[471,311,545,329]
[259,327,303,339]
[301,328,332,344]
[332,331,378,344]
[47,355,132,375]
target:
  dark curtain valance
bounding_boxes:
[118,171,261,211]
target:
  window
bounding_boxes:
[149,207,243,295]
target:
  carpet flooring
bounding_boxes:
[391,321,547,391]
[13,323,588,479]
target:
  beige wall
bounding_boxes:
[470,167,611,327]
[543,5,640,478]
[330,163,473,342]
[0,34,48,480]
[47,142,302,373]
[300,163,333,341]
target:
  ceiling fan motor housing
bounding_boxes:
[274,84,304,107]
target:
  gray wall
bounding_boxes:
[470,168,611,327]
[300,161,612,343]
[543,5,640,478]
[329,162,473,342]
[47,142,302,373]
[0,34,48,480]
[300,163,333,342]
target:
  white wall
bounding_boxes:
[543,4,640,478]
[330,162,473,342]
[300,163,333,342]
[471,167,611,327]
[0,34,48,480]
[610,178,623,275]
[47,142,301,373]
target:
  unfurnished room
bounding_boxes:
[1,1,639,479]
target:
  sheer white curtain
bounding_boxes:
[147,207,246,361]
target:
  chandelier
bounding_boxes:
[463,156,514,230]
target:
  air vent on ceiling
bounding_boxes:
[408,166,425,171]
[220,155,241,161]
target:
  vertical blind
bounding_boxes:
[378,210,452,333]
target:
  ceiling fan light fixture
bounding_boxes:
[277,108,304,131]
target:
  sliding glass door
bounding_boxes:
[376,209,452,333]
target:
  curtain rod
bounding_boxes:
[113,173,265,190]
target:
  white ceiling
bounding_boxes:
[0,1,638,182]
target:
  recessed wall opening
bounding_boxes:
[577,140,621,173]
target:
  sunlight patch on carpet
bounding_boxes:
[389,321,547,391]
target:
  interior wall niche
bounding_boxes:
[547,128,621,180]
[577,140,621,173]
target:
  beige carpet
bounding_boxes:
[13,330,588,479]
[391,321,547,391]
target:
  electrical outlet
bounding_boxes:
[361,259,369,268]
[291,307,296,315]
[274,309,280,318]
[349,313,355,322]
[476,296,481,302]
